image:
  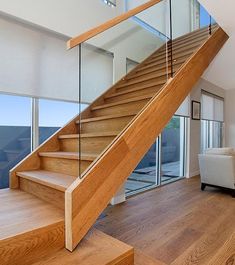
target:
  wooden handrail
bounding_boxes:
[67,0,162,50]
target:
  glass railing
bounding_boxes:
[69,0,218,180]
[75,0,170,178]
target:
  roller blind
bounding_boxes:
[201,91,224,122]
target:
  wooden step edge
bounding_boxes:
[39,151,97,161]
[76,112,137,124]
[128,60,185,80]
[32,229,134,265]
[170,23,217,43]
[144,51,194,69]
[142,50,194,68]
[152,41,204,60]
[116,75,168,89]
[116,68,177,89]
[17,170,77,192]
[159,31,210,50]
[107,82,165,99]
[140,53,190,72]
[59,131,119,139]
[92,94,153,111]
[115,79,166,92]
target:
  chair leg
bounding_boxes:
[201,183,206,191]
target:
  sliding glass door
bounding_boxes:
[126,142,159,194]
[126,115,188,196]
[160,116,186,185]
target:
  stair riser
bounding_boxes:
[140,53,191,74]
[156,35,208,56]
[20,178,65,210]
[116,75,167,91]
[145,50,194,69]
[60,136,116,153]
[92,99,148,117]
[130,59,186,80]
[125,64,180,84]
[80,116,134,134]
[0,222,64,265]
[40,157,92,176]
[153,40,205,61]
[163,27,213,47]
[125,68,168,83]
[105,85,162,103]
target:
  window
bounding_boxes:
[39,99,88,144]
[199,4,215,28]
[0,94,31,189]
[126,99,189,195]
[201,91,224,152]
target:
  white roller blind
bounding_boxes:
[201,91,224,122]
[0,15,78,102]
[81,44,113,103]
[175,96,190,117]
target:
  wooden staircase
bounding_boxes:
[0,10,228,265]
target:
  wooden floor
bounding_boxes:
[96,176,235,265]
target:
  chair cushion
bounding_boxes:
[205,147,235,156]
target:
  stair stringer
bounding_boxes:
[65,27,228,251]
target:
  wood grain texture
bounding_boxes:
[67,0,162,49]
[96,177,235,265]
[0,189,64,265]
[32,229,134,265]
[19,178,65,209]
[65,27,228,251]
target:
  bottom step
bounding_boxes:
[0,189,65,265]
[32,229,134,265]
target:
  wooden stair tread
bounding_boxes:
[106,83,163,99]
[116,73,169,89]
[39,151,98,161]
[76,112,137,124]
[17,170,76,191]
[59,131,119,139]
[0,189,64,240]
[32,229,134,265]
[93,94,153,110]
[116,78,166,90]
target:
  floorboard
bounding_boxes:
[96,176,235,265]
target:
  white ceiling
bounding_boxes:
[199,0,235,90]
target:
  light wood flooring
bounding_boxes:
[96,176,235,265]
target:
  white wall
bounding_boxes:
[0,0,125,37]
[88,20,164,81]
[126,0,193,38]
[225,89,235,148]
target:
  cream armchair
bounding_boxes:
[198,148,235,197]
